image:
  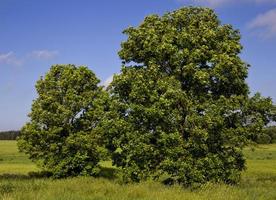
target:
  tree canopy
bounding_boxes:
[18,64,108,178]
[105,7,275,185]
[18,7,275,185]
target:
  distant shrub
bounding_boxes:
[0,131,20,140]
[254,126,276,144]
[262,126,276,144]
[256,133,271,144]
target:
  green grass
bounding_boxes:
[244,145,276,177]
[0,141,38,174]
[0,141,275,200]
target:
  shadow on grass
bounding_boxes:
[97,167,118,180]
[0,171,52,180]
[0,167,118,181]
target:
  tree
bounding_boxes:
[0,130,20,140]
[262,126,276,144]
[105,7,275,185]
[18,64,108,178]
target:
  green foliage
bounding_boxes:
[257,126,276,144]
[18,64,108,178]
[265,126,276,143]
[12,6,276,186]
[257,134,271,144]
[105,7,275,186]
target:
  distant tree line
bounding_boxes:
[0,130,20,140]
[257,126,276,144]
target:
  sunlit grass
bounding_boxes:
[0,140,39,175]
[244,144,276,177]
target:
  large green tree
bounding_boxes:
[18,64,108,178]
[105,7,275,185]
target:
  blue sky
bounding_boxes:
[0,0,276,131]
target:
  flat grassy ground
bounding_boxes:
[0,141,38,175]
[0,141,275,200]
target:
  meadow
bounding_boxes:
[0,140,275,200]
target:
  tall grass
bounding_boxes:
[0,141,275,200]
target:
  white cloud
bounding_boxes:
[31,50,59,60]
[248,9,276,38]
[0,49,59,67]
[0,52,22,66]
[103,74,114,88]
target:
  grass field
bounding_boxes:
[0,141,275,200]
